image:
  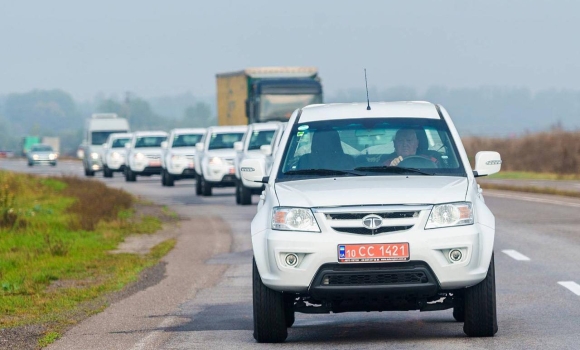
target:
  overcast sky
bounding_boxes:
[1,0,580,101]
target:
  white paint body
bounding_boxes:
[162,128,206,176]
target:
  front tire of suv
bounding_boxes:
[239,182,252,205]
[125,168,136,182]
[195,173,202,195]
[463,253,498,337]
[284,294,295,328]
[235,180,241,204]
[253,258,288,343]
[103,166,113,178]
[166,172,175,187]
[200,175,212,196]
[161,170,167,186]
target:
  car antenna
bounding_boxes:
[365,68,371,110]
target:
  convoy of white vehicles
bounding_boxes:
[73,68,502,344]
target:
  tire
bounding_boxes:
[453,305,465,322]
[161,170,167,186]
[453,289,465,322]
[239,182,252,205]
[253,258,287,343]
[463,253,498,337]
[166,172,175,187]
[195,173,202,195]
[28,162,33,167]
[85,167,94,177]
[103,166,113,178]
[284,294,295,328]
[125,168,136,182]
[200,175,212,196]
[235,180,241,204]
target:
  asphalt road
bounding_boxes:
[1,159,580,349]
[478,178,580,193]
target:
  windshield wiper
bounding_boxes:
[283,168,365,176]
[354,166,434,176]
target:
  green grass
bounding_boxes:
[0,170,173,344]
[488,171,580,181]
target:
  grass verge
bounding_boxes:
[0,171,173,348]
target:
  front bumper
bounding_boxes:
[203,163,236,183]
[106,158,126,171]
[167,161,196,177]
[253,222,494,293]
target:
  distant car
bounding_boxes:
[194,125,247,196]
[102,133,133,178]
[160,128,206,186]
[233,122,284,205]
[27,144,58,166]
[124,131,168,182]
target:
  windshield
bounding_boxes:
[31,145,53,152]
[112,138,131,148]
[259,94,322,122]
[92,130,128,145]
[277,118,465,181]
[134,136,167,148]
[248,130,276,150]
[208,132,245,150]
[172,134,203,148]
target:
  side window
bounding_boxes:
[282,130,312,172]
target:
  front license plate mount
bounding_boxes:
[338,243,410,263]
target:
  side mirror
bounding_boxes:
[125,143,131,149]
[161,141,168,149]
[102,143,108,149]
[260,144,272,156]
[240,158,267,183]
[234,141,243,152]
[195,142,204,152]
[474,151,502,177]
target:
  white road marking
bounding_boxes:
[485,191,580,208]
[558,281,580,296]
[502,249,531,261]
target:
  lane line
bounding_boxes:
[558,281,580,296]
[502,249,531,261]
[485,191,580,209]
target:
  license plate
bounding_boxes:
[188,162,194,168]
[338,243,409,263]
[228,167,235,174]
[149,160,160,167]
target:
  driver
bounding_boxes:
[383,128,438,166]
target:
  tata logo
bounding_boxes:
[240,167,255,172]
[362,214,382,230]
[485,160,502,165]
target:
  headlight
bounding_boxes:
[33,154,39,160]
[90,152,99,160]
[209,157,223,165]
[48,153,57,160]
[134,153,145,160]
[425,202,473,229]
[111,152,122,160]
[272,207,320,232]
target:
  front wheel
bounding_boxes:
[195,173,202,195]
[103,166,113,178]
[253,258,287,343]
[200,175,212,196]
[463,253,498,337]
[239,182,252,205]
[166,172,175,187]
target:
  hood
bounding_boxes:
[168,147,196,156]
[275,176,468,207]
[244,150,267,160]
[133,148,162,155]
[206,149,236,159]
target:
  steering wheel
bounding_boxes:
[398,155,438,169]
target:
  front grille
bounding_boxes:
[332,225,413,235]
[324,271,428,286]
[185,155,195,160]
[146,155,160,160]
[327,212,419,220]
[224,159,234,166]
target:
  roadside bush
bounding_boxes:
[0,173,19,228]
[463,129,580,175]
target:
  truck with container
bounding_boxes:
[21,136,41,156]
[81,113,130,177]
[216,67,323,125]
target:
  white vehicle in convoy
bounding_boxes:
[82,113,130,177]
[102,133,132,178]
[240,102,502,343]
[160,128,206,186]
[124,131,168,182]
[233,122,283,205]
[194,125,247,196]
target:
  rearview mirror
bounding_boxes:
[240,158,267,183]
[234,141,243,152]
[161,141,168,149]
[474,151,502,177]
[195,142,204,152]
[260,144,272,156]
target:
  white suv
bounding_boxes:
[194,125,247,196]
[233,122,283,205]
[160,128,206,186]
[102,133,132,178]
[240,102,502,343]
[124,131,168,182]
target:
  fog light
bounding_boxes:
[449,249,463,262]
[285,253,298,267]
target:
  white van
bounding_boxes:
[82,113,130,176]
